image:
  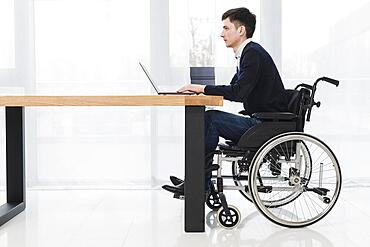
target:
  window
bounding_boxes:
[0,0,15,69]
[33,0,152,187]
[169,0,260,67]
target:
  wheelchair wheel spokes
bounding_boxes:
[249,133,341,227]
[251,140,312,208]
[232,141,311,207]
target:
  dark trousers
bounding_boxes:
[204,110,261,189]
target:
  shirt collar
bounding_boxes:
[235,38,251,59]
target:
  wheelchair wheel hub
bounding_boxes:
[289,175,301,186]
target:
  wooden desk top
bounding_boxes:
[0,95,223,107]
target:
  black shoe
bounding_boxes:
[162,183,185,200]
[162,182,212,201]
[162,182,184,195]
[170,176,184,186]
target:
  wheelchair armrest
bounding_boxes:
[238,110,248,116]
[225,140,236,146]
[252,112,297,121]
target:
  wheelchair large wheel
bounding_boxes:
[249,132,341,227]
[232,141,312,207]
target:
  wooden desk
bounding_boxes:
[0,95,223,232]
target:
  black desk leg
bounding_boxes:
[184,106,205,232]
[0,107,26,226]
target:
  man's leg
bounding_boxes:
[204,110,261,189]
[163,110,260,193]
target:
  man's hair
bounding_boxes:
[222,7,256,38]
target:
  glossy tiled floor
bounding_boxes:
[0,185,369,247]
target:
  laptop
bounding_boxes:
[139,62,193,95]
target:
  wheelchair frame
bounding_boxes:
[207,77,342,229]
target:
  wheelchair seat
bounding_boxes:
[219,87,311,150]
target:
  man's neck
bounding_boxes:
[233,38,248,53]
[234,38,252,61]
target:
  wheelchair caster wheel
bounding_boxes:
[217,205,241,229]
[206,192,222,210]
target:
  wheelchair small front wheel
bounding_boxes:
[249,132,341,228]
[217,205,241,229]
[206,192,222,210]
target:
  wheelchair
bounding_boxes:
[206,77,342,229]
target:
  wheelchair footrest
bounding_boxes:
[305,187,330,196]
[257,186,272,193]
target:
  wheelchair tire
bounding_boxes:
[248,132,341,227]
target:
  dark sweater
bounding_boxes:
[204,41,287,115]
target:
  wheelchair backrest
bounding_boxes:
[235,87,311,150]
[285,88,311,131]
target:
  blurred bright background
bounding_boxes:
[0,0,369,190]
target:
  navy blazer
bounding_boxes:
[204,41,287,115]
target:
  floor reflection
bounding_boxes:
[194,210,334,247]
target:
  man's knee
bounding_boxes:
[205,110,222,123]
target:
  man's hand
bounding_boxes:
[177,84,206,94]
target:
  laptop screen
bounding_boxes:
[139,62,160,94]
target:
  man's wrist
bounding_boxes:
[202,85,208,94]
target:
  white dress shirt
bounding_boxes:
[235,38,252,71]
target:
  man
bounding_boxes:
[162,7,287,196]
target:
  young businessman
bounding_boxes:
[162,7,288,196]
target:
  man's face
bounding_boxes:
[220,18,244,49]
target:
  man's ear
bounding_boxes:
[238,25,246,37]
